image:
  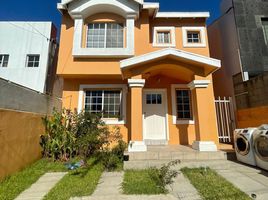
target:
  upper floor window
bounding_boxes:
[153,27,176,47]
[182,27,206,48]
[26,55,40,67]
[86,23,124,48]
[0,54,9,67]
[157,31,171,44]
[262,18,268,45]
[187,32,201,43]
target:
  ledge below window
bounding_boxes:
[175,120,195,125]
[73,48,134,58]
[103,119,126,125]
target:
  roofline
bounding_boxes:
[155,12,210,19]
[120,48,221,69]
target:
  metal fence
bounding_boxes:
[215,97,236,143]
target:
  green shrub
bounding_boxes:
[148,160,180,190]
[40,109,76,161]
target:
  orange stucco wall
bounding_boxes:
[237,106,268,128]
[57,11,210,77]
[57,9,219,146]
[0,109,43,180]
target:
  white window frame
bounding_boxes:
[153,27,176,47]
[182,26,206,48]
[78,84,127,125]
[262,18,268,45]
[0,54,9,67]
[26,54,40,68]
[171,84,195,125]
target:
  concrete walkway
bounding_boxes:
[71,172,179,200]
[168,173,202,200]
[15,172,67,200]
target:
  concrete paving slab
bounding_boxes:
[15,172,67,200]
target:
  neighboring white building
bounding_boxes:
[0,22,57,93]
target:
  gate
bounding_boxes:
[215,97,236,143]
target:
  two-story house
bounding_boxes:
[57,0,221,152]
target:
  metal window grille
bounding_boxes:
[0,55,9,67]
[87,23,124,48]
[26,55,40,67]
[176,90,192,120]
[85,90,122,119]
[157,31,171,44]
[187,32,201,43]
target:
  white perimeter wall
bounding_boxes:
[0,22,53,93]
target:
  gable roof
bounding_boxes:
[120,48,221,77]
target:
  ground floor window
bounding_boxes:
[176,89,192,120]
[85,90,122,119]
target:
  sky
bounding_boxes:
[0,0,222,39]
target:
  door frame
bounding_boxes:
[142,88,169,142]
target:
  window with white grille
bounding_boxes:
[187,32,201,43]
[0,55,9,67]
[26,55,40,67]
[176,90,192,120]
[87,23,124,48]
[85,90,122,119]
[157,31,171,44]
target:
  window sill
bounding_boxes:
[73,47,134,58]
[175,120,195,125]
[103,119,126,125]
[183,43,206,48]
[153,43,176,48]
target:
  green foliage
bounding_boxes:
[74,112,110,159]
[40,109,126,169]
[148,160,180,190]
[182,167,251,200]
[40,109,76,161]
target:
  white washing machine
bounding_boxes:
[253,126,268,171]
[234,128,257,166]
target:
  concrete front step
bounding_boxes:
[124,159,235,170]
[125,150,229,161]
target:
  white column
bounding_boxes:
[72,18,83,56]
[126,17,135,55]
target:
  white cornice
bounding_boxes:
[156,12,210,18]
[128,79,145,88]
[187,80,211,90]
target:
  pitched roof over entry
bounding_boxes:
[120,48,221,79]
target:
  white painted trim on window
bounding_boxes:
[187,80,211,90]
[78,84,127,125]
[73,18,135,58]
[156,12,210,19]
[128,79,145,88]
[182,26,207,48]
[120,48,221,70]
[153,26,176,47]
[171,84,195,125]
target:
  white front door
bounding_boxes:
[143,90,168,143]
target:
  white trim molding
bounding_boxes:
[77,84,127,125]
[192,141,217,152]
[171,84,195,125]
[153,26,176,47]
[182,26,207,48]
[128,79,145,88]
[188,80,211,90]
[120,48,221,76]
[155,12,210,19]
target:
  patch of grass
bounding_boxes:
[44,159,103,200]
[122,170,166,195]
[0,159,66,200]
[181,167,251,200]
